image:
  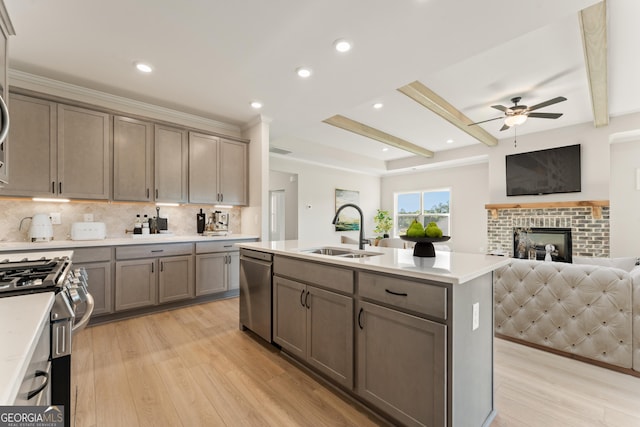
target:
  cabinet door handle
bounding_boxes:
[160,261,164,272]
[146,188,150,199]
[51,181,55,194]
[300,289,305,307]
[305,291,310,309]
[151,262,154,273]
[59,182,62,194]
[358,307,364,330]
[155,189,159,198]
[27,370,49,400]
[385,289,408,297]
[220,193,223,202]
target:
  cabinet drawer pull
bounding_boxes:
[151,249,164,253]
[358,307,364,329]
[300,289,305,307]
[27,370,49,400]
[224,245,232,248]
[385,289,408,297]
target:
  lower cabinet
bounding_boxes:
[273,276,354,388]
[195,240,247,296]
[77,261,112,316]
[115,254,193,311]
[356,301,446,427]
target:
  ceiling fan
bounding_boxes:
[469,96,567,131]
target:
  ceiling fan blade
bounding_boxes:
[499,123,511,131]
[491,104,509,112]
[467,116,504,126]
[528,112,563,119]
[527,96,567,112]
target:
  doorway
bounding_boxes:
[269,190,286,241]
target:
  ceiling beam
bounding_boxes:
[579,1,608,127]
[323,115,434,158]
[397,81,498,147]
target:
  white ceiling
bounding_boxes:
[5,0,640,175]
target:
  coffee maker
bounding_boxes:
[203,211,229,235]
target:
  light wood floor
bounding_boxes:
[71,298,640,427]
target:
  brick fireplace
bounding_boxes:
[485,201,610,258]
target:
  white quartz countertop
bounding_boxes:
[0,234,259,251]
[0,292,54,405]
[238,240,510,285]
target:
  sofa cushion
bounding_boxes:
[573,256,638,272]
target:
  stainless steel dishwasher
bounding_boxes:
[239,248,273,342]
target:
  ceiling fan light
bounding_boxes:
[504,114,528,127]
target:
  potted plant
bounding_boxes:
[373,209,393,239]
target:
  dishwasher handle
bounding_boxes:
[240,256,273,269]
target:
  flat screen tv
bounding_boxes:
[506,144,581,196]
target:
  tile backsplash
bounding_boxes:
[0,200,242,242]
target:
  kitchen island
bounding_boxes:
[237,240,509,427]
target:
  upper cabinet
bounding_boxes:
[0,6,15,184]
[154,124,188,203]
[189,132,247,205]
[113,116,153,202]
[0,95,110,199]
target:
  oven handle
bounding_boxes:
[72,293,94,334]
[27,370,49,400]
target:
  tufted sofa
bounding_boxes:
[494,259,640,372]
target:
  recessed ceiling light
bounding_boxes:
[334,39,352,53]
[446,139,454,144]
[296,67,312,78]
[251,101,263,109]
[135,62,153,73]
[373,103,384,109]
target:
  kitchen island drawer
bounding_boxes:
[116,243,192,260]
[71,247,112,263]
[358,272,447,320]
[274,256,354,294]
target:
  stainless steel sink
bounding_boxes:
[301,247,382,258]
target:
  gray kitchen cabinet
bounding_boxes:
[0,94,56,197]
[115,258,156,311]
[113,116,153,201]
[195,240,244,296]
[72,246,114,317]
[1,98,111,199]
[273,275,354,388]
[189,131,247,205]
[158,255,193,303]
[1,96,110,199]
[56,103,110,199]
[0,10,13,184]
[356,300,446,427]
[154,124,188,203]
[115,243,194,311]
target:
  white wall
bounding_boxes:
[241,117,271,240]
[381,162,489,253]
[610,138,640,257]
[270,157,380,244]
[269,170,298,240]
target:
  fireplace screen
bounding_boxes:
[513,227,572,263]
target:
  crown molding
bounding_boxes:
[9,69,242,135]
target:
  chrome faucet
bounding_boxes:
[332,203,366,250]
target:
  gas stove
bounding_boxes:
[0,256,70,296]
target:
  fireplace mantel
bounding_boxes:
[485,200,609,220]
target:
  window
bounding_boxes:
[395,189,450,236]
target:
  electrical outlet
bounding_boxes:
[84,213,94,222]
[472,302,480,331]
[50,212,61,225]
